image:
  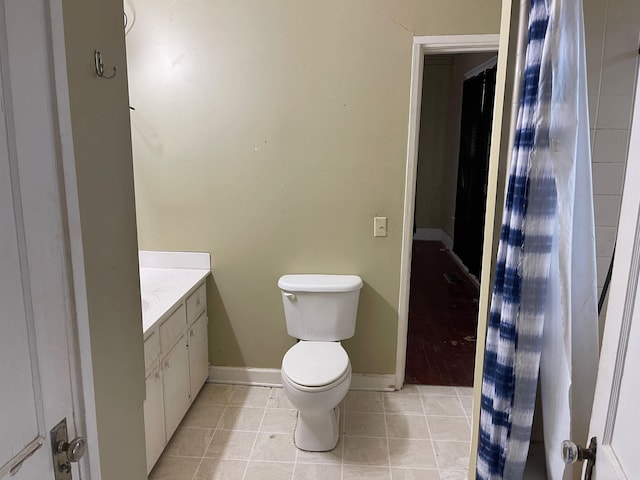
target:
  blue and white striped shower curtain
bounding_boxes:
[477,0,599,478]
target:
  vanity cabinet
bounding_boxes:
[143,280,209,473]
[143,369,165,470]
[188,312,209,397]
[162,337,191,439]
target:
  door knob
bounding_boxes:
[57,436,87,463]
[50,418,87,480]
[561,437,597,480]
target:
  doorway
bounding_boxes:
[406,52,497,386]
[396,35,501,389]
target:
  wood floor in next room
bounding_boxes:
[150,383,474,480]
[405,240,480,386]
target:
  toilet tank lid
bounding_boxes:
[278,274,363,292]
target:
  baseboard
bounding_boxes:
[209,366,282,387]
[413,228,453,250]
[350,373,396,391]
[208,366,396,391]
[447,250,480,288]
[413,228,480,287]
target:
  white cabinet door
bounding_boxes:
[143,371,165,474]
[162,338,190,440]
[587,71,640,479]
[189,313,210,398]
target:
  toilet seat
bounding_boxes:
[282,341,350,391]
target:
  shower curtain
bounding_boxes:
[476,0,599,478]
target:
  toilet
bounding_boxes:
[278,274,363,452]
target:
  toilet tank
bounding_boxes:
[278,274,363,341]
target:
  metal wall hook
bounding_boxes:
[94,50,117,79]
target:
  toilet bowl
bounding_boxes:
[281,341,351,451]
[278,274,363,452]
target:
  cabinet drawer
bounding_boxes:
[144,331,160,375]
[186,283,206,325]
[159,304,186,353]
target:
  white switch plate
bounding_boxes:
[374,216,387,237]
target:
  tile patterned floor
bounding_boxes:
[150,383,474,480]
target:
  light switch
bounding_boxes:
[374,216,387,237]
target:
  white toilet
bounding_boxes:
[278,274,363,452]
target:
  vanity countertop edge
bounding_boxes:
[139,250,211,338]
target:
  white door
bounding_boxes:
[584,71,640,478]
[1,1,84,478]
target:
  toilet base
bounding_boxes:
[294,407,340,452]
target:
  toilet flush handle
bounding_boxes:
[283,292,296,301]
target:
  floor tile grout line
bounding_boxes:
[224,459,298,463]
[419,389,442,476]
[462,392,472,429]
[341,400,346,480]
[456,389,473,429]
[189,392,231,480]
[430,439,471,444]
[240,387,269,480]
[291,390,298,480]
[343,433,403,439]
[166,454,208,460]
[381,390,393,477]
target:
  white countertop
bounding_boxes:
[139,251,211,335]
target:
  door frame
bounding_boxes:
[45,2,102,478]
[395,11,525,475]
[395,34,500,390]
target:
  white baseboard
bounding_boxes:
[208,366,396,391]
[413,228,453,249]
[209,366,282,387]
[350,373,396,391]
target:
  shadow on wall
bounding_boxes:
[131,112,163,155]
[343,282,398,375]
[206,277,243,365]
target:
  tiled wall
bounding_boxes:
[584,0,640,319]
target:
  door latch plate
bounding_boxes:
[50,419,72,480]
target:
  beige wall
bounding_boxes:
[584,0,640,333]
[127,0,501,374]
[414,57,454,232]
[414,52,496,240]
[62,0,147,477]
